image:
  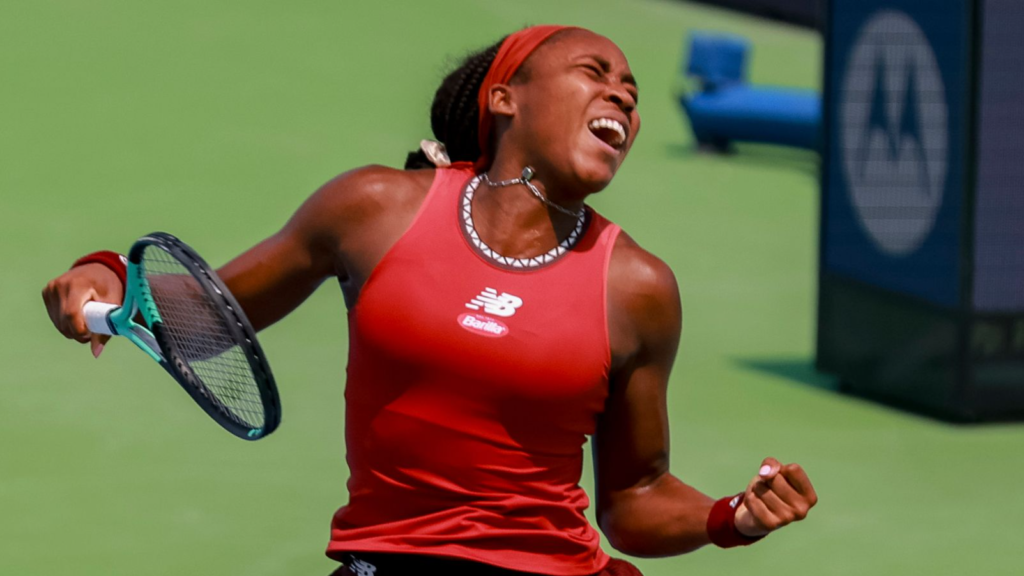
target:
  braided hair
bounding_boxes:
[404,38,506,170]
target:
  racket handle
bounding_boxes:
[83,301,120,335]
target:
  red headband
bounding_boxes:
[475,25,580,169]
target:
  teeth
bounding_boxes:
[588,118,626,146]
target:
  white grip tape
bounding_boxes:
[83,301,120,335]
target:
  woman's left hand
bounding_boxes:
[734,457,818,537]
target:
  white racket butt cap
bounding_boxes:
[83,301,120,335]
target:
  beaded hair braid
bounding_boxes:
[405,38,506,169]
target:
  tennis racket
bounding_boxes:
[82,232,280,440]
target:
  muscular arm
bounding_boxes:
[594,234,818,557]
[216,225,334,333]
[43,165,433,349]
[216,165,432,331]
[593,233,715,556]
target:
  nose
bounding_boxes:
[607,86,635,115]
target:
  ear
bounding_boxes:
[486,83,516,119]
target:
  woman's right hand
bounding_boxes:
[42,263,125,358]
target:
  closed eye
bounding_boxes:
[624,79,639,105]
[575,56,639,103]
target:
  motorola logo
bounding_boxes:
[840,10,949,256]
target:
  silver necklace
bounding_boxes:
[462,174,586,269]
[480,166,586,219]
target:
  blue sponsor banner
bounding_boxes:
[823,0,970,308]
[973,0,1024,312]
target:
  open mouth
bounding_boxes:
[587,117,627,150]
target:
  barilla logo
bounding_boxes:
[457,313,509,338]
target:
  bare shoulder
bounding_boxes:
[608,231,680,316]
[286,165,435,246]
[308,164,435,223]
[607,231,682,362]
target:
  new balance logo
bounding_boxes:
[465,287,523,318]
[348,558,377,576]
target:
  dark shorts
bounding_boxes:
[329,553,643,576]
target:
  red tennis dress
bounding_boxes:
[327,165,621,575]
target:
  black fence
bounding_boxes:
[688,0,823,29]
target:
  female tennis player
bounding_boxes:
[43,25,816,576]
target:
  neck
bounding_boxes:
[470,164,584,260]
[485,153,587,212]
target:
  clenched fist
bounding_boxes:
[42,263,124,357]
[734,458,817,537]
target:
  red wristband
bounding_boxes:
[72,251,128,290]
[707,493,765,548]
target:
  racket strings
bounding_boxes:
[142,248,266,428]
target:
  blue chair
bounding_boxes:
[680,33,822,152]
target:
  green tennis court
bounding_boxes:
[3,1,1020,574]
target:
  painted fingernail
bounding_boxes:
[92,342,105,358]
[759,465,772,477]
